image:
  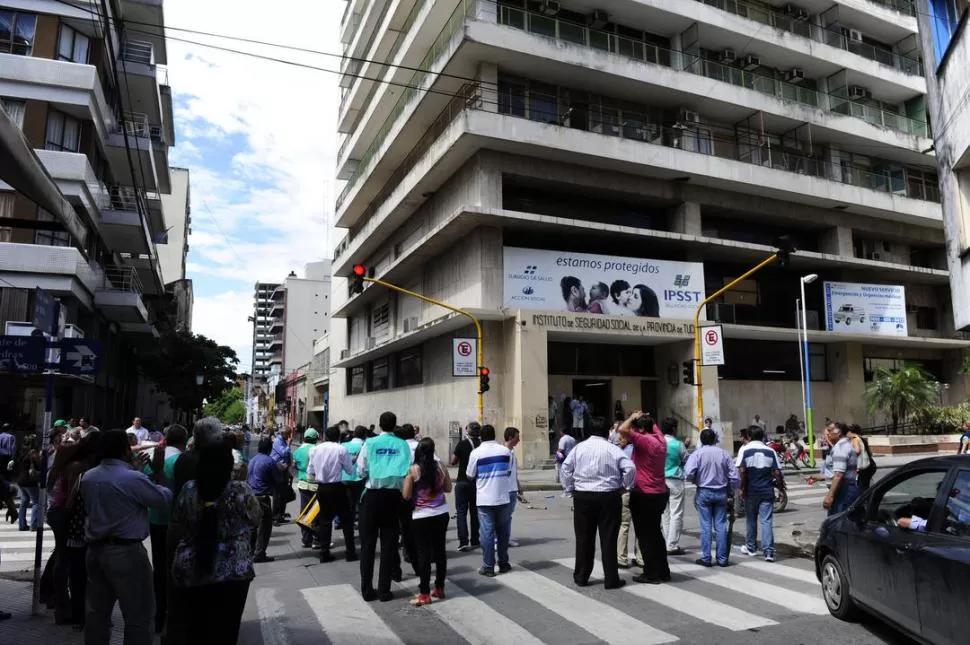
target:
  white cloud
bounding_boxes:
[164,0,344,363]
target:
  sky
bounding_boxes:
[163,0,343,372]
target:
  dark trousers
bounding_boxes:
[346,480,365,527]
[250,495,274,558]
[317,482,356,558]
[298,488,317,547]
[149,523,169,633]
[359,488,402,595]
[66,546,87,626]
[454,480,479,546]
[181,579,252,645]
[630,490,671,582]
[858,469,875,492]
[398,498,419,571]
[45,505,71,620]
[273,478,289,521]
[412,513,449,595]
[572,491,623,586]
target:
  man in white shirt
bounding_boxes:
[466,425,513,577]
[503,427,527,548]
[308,426,356,564]
[126,417,150,444]
[556,428,578,484]
[561,418,635,589]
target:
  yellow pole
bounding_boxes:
[693,253,780,429]
[363,277,485,423]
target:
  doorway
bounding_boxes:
[571,379,612,421]
[640,380,658,419]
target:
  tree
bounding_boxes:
[204,388,246,424]
[865,364,939,435]
[139,330,239,417]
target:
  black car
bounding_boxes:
[814,456,970,645]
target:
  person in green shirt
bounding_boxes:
[293,428,319,548]
[342,426,367,530]
[661,418,687,556]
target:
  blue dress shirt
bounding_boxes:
[271,436,292,466]
[247,453,281,496]
[80,458,173,541]
[684,445,740,491]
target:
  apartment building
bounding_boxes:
[0,0,184,429]
[159,166,193,331]
[252,281,283,380]
[330,0,970,467]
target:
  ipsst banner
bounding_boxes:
[823,281,908,336]
[503,247,705,319]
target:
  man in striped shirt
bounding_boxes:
[561,418,635,589]
[466,425,514,577]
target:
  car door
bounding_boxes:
[914,468,970,645]
[846,468,949,636]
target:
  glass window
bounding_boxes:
[46,110,82,152]
[0,98,25,129]
[369,357,389,391]
[0,11,37,56]
[348,365,365,395]
[941,470,970,538]
[868,469,947,525]
[0,192,14,243]
[916,307,938,330]
[396,348,422,387]
[528,82,559,124]
[35,209,71,247]
[57,24,91,64]
[498,80,526,117]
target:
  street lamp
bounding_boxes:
[800,273,818,466]
[195,373,204,386]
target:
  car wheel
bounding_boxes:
[820,554,858,621]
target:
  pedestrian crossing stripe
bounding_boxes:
[669,562,829,615]
[553,558,778,632]
[736,559,819,585]
[300,584,405,645]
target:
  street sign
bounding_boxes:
[0,335,46,373]
[452,338,477,377]
[58,339,101,375]
[700,325,725,366]
[33,288,57,335]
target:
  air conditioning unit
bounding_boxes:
[4,322,40,337]
[587,8,609,29]
[741,54,760,70]
[848,85,872,100]
[403,316,419,333]
[62,324,84,339]
[679,108,701,124]
[785,67,805,83]
[784,4,809,20]
[720,49,737,64]
[539,0,560,16]
[849,28,863,42]
[365,337,377,350]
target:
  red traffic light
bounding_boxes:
[352,264,367,277]
[480,367,489,376]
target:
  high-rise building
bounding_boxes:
[330,0,968,466]
[282,260,332,375]
[0,0,182,428]
[252,282,283,380]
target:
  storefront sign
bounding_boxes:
[503,247,706,319]
[452,338,477,377]
[700,325,725,366]
[529,313,694,337]
[823,281,908,337]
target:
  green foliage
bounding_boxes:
[204,388,246,424]
[865,364,939,434]
[139,331,239,416]
[911,401,970,434]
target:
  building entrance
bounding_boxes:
[571,379,612,424]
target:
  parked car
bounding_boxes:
[833,304,866,326]
[814,456,970,645]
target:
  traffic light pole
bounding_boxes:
[361,277,485,423]
[692,253,780,429]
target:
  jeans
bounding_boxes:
[617,491,643,567]
[85,542,155,645]
[695,487,729,566]
[661,478,685,551]
[477,503,510,571]
[454,480,479,546]
[829,482,859,516]
[19,485,39,530]
[744,491,775,557]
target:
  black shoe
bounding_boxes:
[661,573,672,582]
[302,543,313,549]
[573,577,590,587]
[361,589,377,602]
[478,568,496,578]
[391,569,403,582]
[457,543,471,552]
[378,591,394,602]
[254,555,275,563]
[498,563,512,574]
[604,580,627,590]
[617,562,631,569]
[345,553,359,563]
[311,543,322,550]
[716,561,730,568]
[632,574,662,584]
[470,541,480,548]
[694,558,713,568]
[319,553,335,564]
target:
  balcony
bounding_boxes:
[100,186,158,255]
[105,112,163,193]
[268,334,283,350]
[32,149,104,234]
[94,266,149,323]
[118,40,173,146]
[0,243,104,308]
[269,352,283,366]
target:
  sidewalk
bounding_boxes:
[0,577,125,645]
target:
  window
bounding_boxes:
[396,348,422,387]
[942,470,970,538]
[0,11,37,56]
[371,303,389,336]
[45,111,81,152]
[930,0,969,65]
[348,365,365,395]
[57,24,90,64]
[867,469,947,526]
[0,98,25,130]
[0,193,14,243]
[368,357,389,391]
[864,358,944,382]
[916,307,939,330]
[719,339,827,381]
[35,209,70,247]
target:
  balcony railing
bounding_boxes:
[101,266,144,294]
[105,185,147,213]
[112,111,151,137]
[698,0,923,76]
[120,40,155,66]
[867,0,917,15]
[156,64,169,87]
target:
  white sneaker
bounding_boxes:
[508,540,519,547]
[764,554,775,563]
[739,545,757,557]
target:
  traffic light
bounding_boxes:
[682,360,695,385]
[775,235,796,268]
[351,264,366,295]
[479,366,490,393]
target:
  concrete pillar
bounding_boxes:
[478,61,498,113]
[505,314,549,470]
[826,342,866,424]
[654,340,723,448]
[820,225,854,258]
[942,349,969,406]
[480,227,504,310]
[669,202,702,236]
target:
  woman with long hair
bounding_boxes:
[170,441,261,644]
[403,438,452,606]
[628,284,660,317]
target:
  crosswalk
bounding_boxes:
[247,553,828,645]
[0,519,54,572]
[683,480,830,509]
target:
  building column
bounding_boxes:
[827,342,866,424]
[505,313,549,470]
[478,62,499,113]
[668,202,702,236]
[942,349,970,406]
[820,225,853,258]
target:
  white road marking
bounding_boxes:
[736,560,819,585]
[256,587,291,645]
[670,562,829,615]
[302,584,405,645]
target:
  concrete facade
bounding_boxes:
[158,167,191,285]
[283,261,332,375]
[330,0,968,467]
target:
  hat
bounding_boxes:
[53,419,68,428]
[304,428,319,440]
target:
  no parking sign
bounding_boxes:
[700,325,725,366]
[452,338,477,377]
